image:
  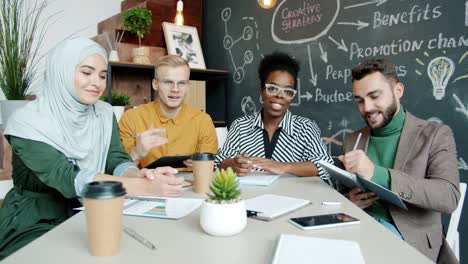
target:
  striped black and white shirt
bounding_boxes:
[215,110,333,179]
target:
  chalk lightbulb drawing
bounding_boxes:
[427,56,455,100]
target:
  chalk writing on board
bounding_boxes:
[221,7,259,84]
[465,1,468,26]
[416,52,467,93]
[271,0,340,44]
[459,157,468,171]
[344,0,387,10]
[453,51,468,83]
[427,117,443,124]
[307,44,318,86]
[241,96,257,116]
[459,51,468,64]
[328,36,348,52]
[427,56,455,100]
[322,128,354,156]
[336,20,369,30]
[287,78,313,107]
[414,51,431,76]
[453,93,468,119]
[349,33,466,61]
[371,3,442,30]
[325,65,351,84]
[339,118,349,128]
[318,42,328,63]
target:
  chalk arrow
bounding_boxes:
[344,0,388,10]
[453,94,468,118]
[300,92,313,101]
[318,42,328,63]
[307,44,318,86]
[328,36,348,52]
[337,20,370,30]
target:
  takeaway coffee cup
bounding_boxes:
[82,181,126,256]
[191,152,215,194]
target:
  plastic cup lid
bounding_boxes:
[82,181,126,199]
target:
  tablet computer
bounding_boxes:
[145,154,191,169]
[289,213,360,230]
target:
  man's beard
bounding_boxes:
[364,98,398,129]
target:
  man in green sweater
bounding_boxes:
[339,58,460,263]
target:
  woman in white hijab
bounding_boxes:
[0,37,184,259]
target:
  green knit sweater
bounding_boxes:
[366,107,406,222]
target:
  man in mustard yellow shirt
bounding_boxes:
[119,55,218,168]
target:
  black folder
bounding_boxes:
[145,154,191,169]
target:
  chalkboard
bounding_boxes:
[202,0,468,262]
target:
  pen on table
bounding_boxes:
[352,132,362,151]
[321,201,341,206]
[246,210,262,217]
[124,226,157,250]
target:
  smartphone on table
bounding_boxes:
[289,213,360,230]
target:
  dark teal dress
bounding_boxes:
[0,119,132,259]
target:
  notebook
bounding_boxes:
[245,194,310,221]
[238,172,280,186]
[122,196,203,219]
[272,234,365,264]
[317,160,408,210]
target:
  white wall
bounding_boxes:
[0,0,121,99]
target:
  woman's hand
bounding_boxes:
[221,153,253,176]
[248,157,287,175]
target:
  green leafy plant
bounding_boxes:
[122,7,152,46]
[207,167,241,203]
[0,0,48,100]
[101,90,131,106]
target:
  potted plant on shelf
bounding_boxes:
[200,167,247,236]
[0,0,48,128]
[122,7,152,64]
[101,90,131,121]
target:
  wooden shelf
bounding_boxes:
[109,61,229,76]
[106,62,231,126]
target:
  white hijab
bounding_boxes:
[4,37,113,173]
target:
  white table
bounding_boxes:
[3,176,432,263]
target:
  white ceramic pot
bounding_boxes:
[200,200,247,236]
[112,106,125,122]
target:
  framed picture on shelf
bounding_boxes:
[162,22,206,69]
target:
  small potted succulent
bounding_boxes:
[122,7,152,64]
[200,167,247,236]
[101,90,131,121]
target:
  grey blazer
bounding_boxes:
[343,112,460,263]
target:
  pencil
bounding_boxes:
[352,133,362,151]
